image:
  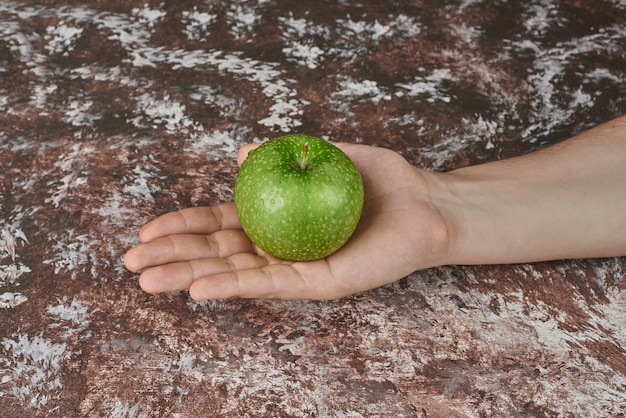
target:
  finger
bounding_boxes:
[139,203,241,243]
[189,264,302,300]
[138,252,268,293]
[236,143,261,166]
[124,229,253,272]
[188,260,344,300]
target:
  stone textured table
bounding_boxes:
[1,1,625,416]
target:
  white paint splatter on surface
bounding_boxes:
[45,144,93,208]
[1,333,69,409]
[396,69,455,103]
[182,8,217,41]
[132,93,201,134]
[0,292,27,309]
[46,296,93,340]
[0,223,31,297]
[185,129,246,158]
[44,22,83,56]
[44,230,101,280]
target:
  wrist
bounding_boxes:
[418,170,464,267]
[410,169,461,269]
[425,168,525,267]
[428,170,495,266]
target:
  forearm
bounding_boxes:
[433,115,626,265]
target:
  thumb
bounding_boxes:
[237,143,261,166]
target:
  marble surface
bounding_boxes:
[1,0,626,416]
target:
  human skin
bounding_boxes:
[124,114,626,300]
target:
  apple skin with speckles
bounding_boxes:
[234,134,364,261]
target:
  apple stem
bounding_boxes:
[299,142,309,169]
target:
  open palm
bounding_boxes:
[124,143,450,300]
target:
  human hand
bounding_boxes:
[124,143,451,300]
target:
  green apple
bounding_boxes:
[234,134,364,261]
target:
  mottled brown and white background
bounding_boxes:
[1,0,625,416]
